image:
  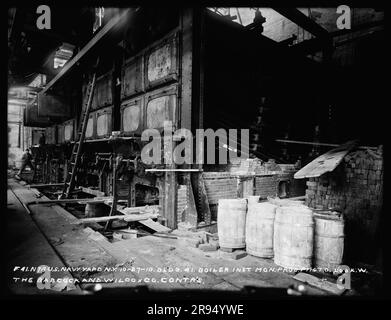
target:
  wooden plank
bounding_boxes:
[272,8,330,39]
[103,199,128,205]
[28,183,64,188]
[119,205,160,215]
[26,198,98,205]
[11,189,32,215]
[293,273,345,295]
[81,187,106,197]
[198,174,211,224]
[185,179,199,227]
[77,200,107,204]
[138,218,171,233]
[76,212,159,224]
[40,8,131,95]
[124,213,157,222]
[294,140,358,179]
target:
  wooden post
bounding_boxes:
[179,8,206,227]
[198,174,211,224]
[104,155,119,231]
[162,123,177,229]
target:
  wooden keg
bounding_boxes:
[247,195,260,204]
[217,198,247,249]
[246,202,277,258]
[274,205,314,269]
[313,211,344,269]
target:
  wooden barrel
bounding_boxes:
[247,195,260,204]
[268,197,305,207]
[313,212,344,269]
[274,205,314,269]
[217,199,247,249]
[246,202,277,258]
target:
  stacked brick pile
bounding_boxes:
[305,148,383,217]
[202,172,238,205]
[202,172,238,222]
[205,160,306,205]
[305,147,383,262]
[254,175,279,198]
[228,158,266,175]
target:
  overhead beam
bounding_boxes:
[8,8,16,41]
[335,29,383,47]
[272,8,330,39]
[22,24,78,45]
[330,19,384,38]
[40,8,131,95]
[291,37,328,55]
[279,34,297,46]
[290,19,384,55]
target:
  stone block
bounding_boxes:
[231,250,247,260]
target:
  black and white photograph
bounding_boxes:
[4,2,387,307]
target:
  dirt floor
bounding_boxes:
[6,177,382,297]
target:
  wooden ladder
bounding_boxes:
[60,61,99,199]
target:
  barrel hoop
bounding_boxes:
[275,222,314,228]
[246,248,273,258]
[315,234,344,239]
[274,253,313,260]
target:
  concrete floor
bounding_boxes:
[6,185,81,295]
[7,178,354,297]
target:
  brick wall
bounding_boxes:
[254,175,278,198]
[203,172,238,205]
[305,148,383,263]
[202,168,305,221]
[204,166,305,204]
[255,172,305,199]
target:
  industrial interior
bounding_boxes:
[7,7,384,297]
